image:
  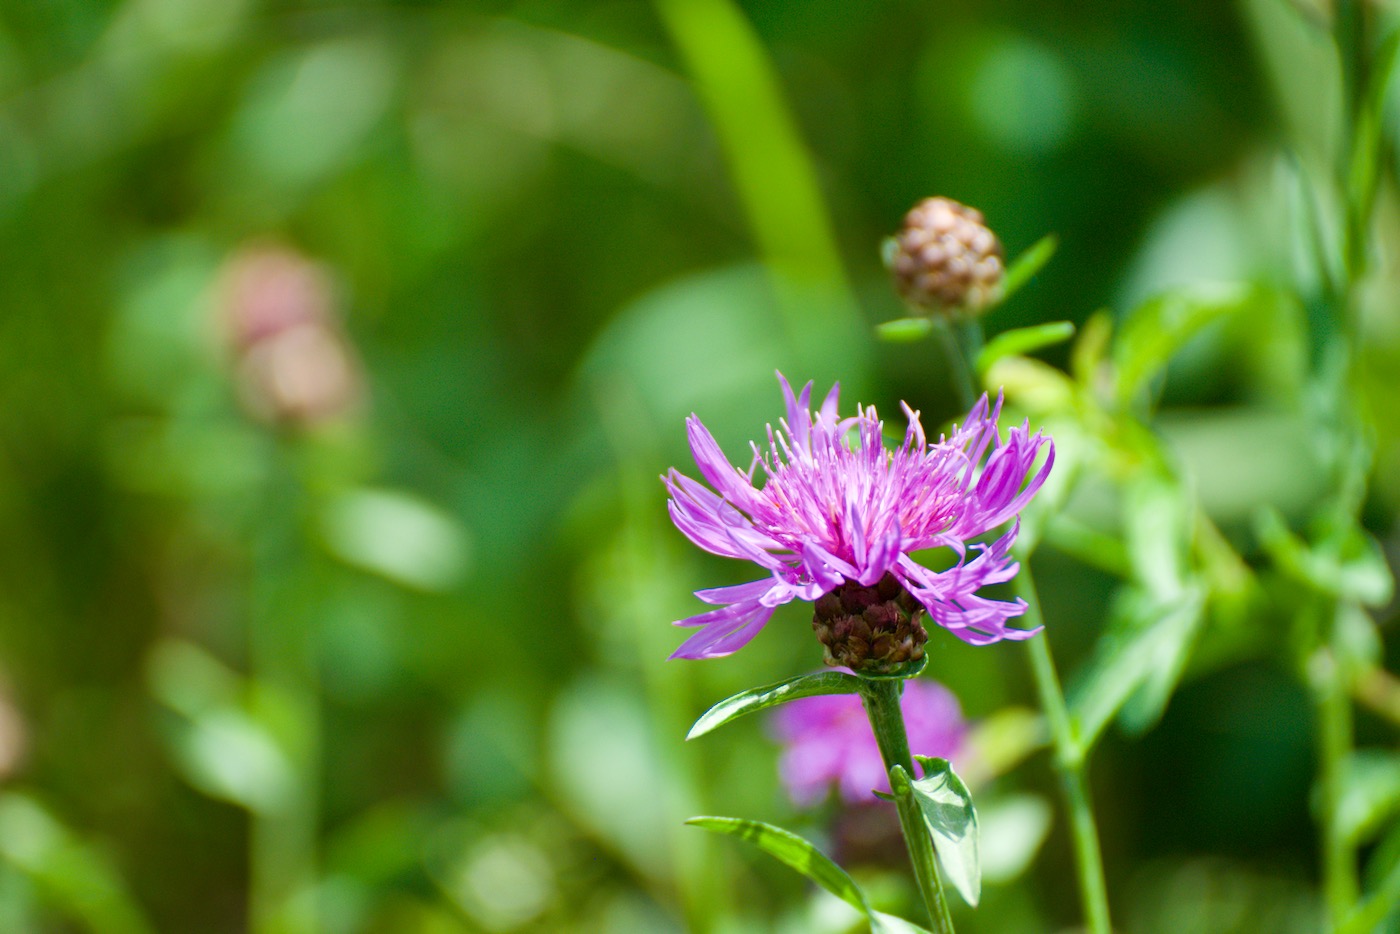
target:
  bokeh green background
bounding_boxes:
[1,0,1397,931]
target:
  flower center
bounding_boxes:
[811,573,929,674]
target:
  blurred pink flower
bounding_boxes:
[772,677,967,806]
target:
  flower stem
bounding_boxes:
[944,307,1112,934]
[859,678,956,934]
[1315,633,1359,928]
[1018,567,1112,934]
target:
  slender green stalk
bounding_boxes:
[248,461,319,934]
[1017,569,1112,934]
[945,315,1112,933]
[650,0,865,370]
[859,678,956,934]
[1316,633,1359,928]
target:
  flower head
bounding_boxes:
[664,373,1051,660]
[772,677,967,806]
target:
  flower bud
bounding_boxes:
[218,244,364,427]
[812,573,928,675]
[889,197,1004,314]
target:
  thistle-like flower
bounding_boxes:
[664,373,1052,663]
[772,677,967,806]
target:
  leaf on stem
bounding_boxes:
[1000,233,1058,302]
[1338,750,1400,847]
[1068,585,1206,750]
[685,816,931,934]
[686,671,863,740]
[975,321,1076,374]
[1255,507,1394,608]
[1112,284,1259,409]
[896,758,981,908]
[876,317,936,343]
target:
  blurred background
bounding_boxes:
[1,0,1398,931]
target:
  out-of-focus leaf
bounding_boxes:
[145,639,241,719]
[1255,508,1394,607]
[1123,472,1192,600]
[226,37,396,195]
[1113,284,1257,407]
[1338,750,1400,847]
[687,671,862,740]
[975,320,1074,374]
[685,816,930,934]
[548,679,669,877]
[319,487,470,592]
[146,640,296,813]
[902,757,980,907]
[1070,310,1113,394]
[963,707,1047,782]
[167,708,296,813]
[999,234,1058,303]
[0,794,154,934]
[876,317,936,343]
[1069,586,1206,751]
[984,356,1076,415]
[977,793,1052,883]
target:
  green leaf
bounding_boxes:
[1000,233,1058,302]
[975,321,1075,374]
[1338,751,1400,847]
[685,817,930,934]
[977,793,1052,883]
[0,794,155,934]
[1113,283,1258,408]
[1255,508,1395,607]
[1069,586,1206,750]
[1122,472,1192,599]
[319,487,471,592]
[876,317,935,343]
[687,671,862,740]
[903,757,980,907]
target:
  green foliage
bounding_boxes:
[900,759,981,908]
[998,234,1059,304]
[975,321,1074,374]
[686,816,931,934]
[687,671,863,739]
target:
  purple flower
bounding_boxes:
[772,677,967,805]
[664,373,1052,659]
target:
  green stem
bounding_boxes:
[1316,633,1359,928]
[937,320,980,412]
[248,460,319,934]
[859,678,956,934]
[945,307,1112,934]
[1016,567,1112,934]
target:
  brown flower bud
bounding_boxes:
[812,573,928,675]
[889,197,1004,314]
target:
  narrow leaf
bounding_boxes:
[1000,233,1058,302]
[876,317,935,343]
[975,320,1075,374]
[905,757,981,907]
[1338,751,1400,846]
[686,817,931,933]
[1112,284,1258,408]
[687,671,862,740]
[1069,586,1205,750]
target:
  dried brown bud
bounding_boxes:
[812,573,928,675]
[889,197,1004,314]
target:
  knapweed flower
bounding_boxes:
[664,373,1051,666]
[772,677,967,806]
